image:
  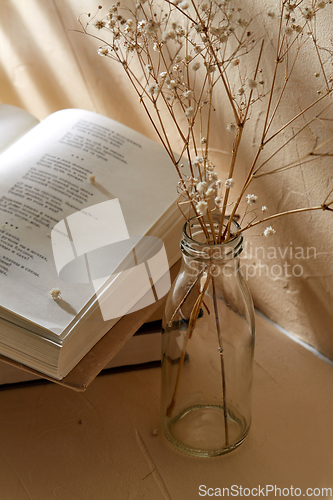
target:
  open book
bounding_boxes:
[0,105,183,380]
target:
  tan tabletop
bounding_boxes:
[0,313,333,500]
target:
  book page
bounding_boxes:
[0,109,178,337]
[0,104,39,153]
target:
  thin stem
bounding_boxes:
[166,271,211,418]
[211,274,229,446]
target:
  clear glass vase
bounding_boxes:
[161,216,255,457]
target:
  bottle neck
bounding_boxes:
[181,216,243,265]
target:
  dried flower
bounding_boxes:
[185,106,195,119]
[197,200,208,214]
[192,62,201,71]
[247,79,258,89]
[94,20,106,30]
[49,288,61,300]
[246,194,258,205]
[225,178,234,188]
[197,181,208,194]
[263,226,276,237]
[226,122,237,132]
[261,206,267,213]
[88,174,96,183]
[97,47,109,56]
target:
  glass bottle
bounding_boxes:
[161,216,255,457]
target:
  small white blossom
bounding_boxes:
[147,83,160,96]
[183,89,194,99]
[302,7,314,20]
[49,288,61,300]
[192,62,201,71]
[246,194,258,205]
[261,205,267,213]
[197,200,208,214]
[185,106,195,119]
[97,47,109,56]
[193,156,204,165]
[284,26,294,36]
[205,188,215,197]
[215,196,222,206]
[94,20,106,30]
[314,72,320,77]
[146,64,153,71]
[264,226,276,237]
[201,137,207,144]
[167,80,177,89]
[197,181,208,194]
[247,79,258,90]
[226,122,237,133]
[225,178,234,188]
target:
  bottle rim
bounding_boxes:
[181,215,243,261]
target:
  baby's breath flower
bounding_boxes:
[225,178,234,188]
[205,188,215,197]
[147,82,160,96]
[232,58,240,66]
[185,106,195,119]
[159,71,167,78]
[317,1,326,8]
[247,79,258,90]
[49,288,61,300]
[197,181,208,194]
[146,64,153,71]
[264,226,276,237]
[98,47,109,56]
[302,7,314,20]
[168,80,178,90]
[267,10,276,18]
[246,194,258,205]
[215,196,222,206]
[192,62,201,71]
[144,20,159,34]
[193,156,204,165]
[261,205,267,213]
[175,54,182,63]
[197,200,208,214]
[183,89,194,99]
[163,29,176,41]
[284,26,294,36]
[94,20,106,30]
[226,122,237,133]
[201,137,207,144]
[176,27,185,37]
[238,86,245,95]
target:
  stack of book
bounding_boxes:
[0,105,183,388]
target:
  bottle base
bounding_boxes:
[162,404,250,457]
